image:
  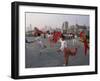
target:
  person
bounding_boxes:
[79,31,89,55]
[35,33,46,49]
[52,31,62,44]
[46,31,53,47]
[57,35,77,66]
[46,31,62,48]
[72,34,77,46]
[50,31,62,47]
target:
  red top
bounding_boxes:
[52,31,62,43]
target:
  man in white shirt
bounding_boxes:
[58,35,77,66]
[57,35,69,66]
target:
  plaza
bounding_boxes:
[25,36,89,68]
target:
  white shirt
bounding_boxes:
[59,39,67,51]
[35,36,44,48]
[47,34,52,38]
[35,36,42,41]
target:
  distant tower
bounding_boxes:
[62,21,68,34]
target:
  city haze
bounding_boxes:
[25,12,89,31]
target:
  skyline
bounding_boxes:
[25,12,89,31]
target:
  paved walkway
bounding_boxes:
[25,37,89,68]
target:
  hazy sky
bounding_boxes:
[25,12,89,30]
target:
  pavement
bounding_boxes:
[25,36,89,68]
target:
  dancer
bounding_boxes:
[46,31,62,47]
[52,31,62,47]
[72,34,77,46]
[57,35,77,66]
[31,27,47,49]
[46,31,53,47]
[34,33,47,55]
[80,31,89,55]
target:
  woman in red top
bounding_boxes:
[80,31,89,55]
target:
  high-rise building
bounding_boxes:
[62,21,68,33]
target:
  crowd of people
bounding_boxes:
[26,27,89,66]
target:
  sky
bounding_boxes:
[25,12,89,31]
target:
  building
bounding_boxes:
[76,24,89,36]
[62,21,68,34]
